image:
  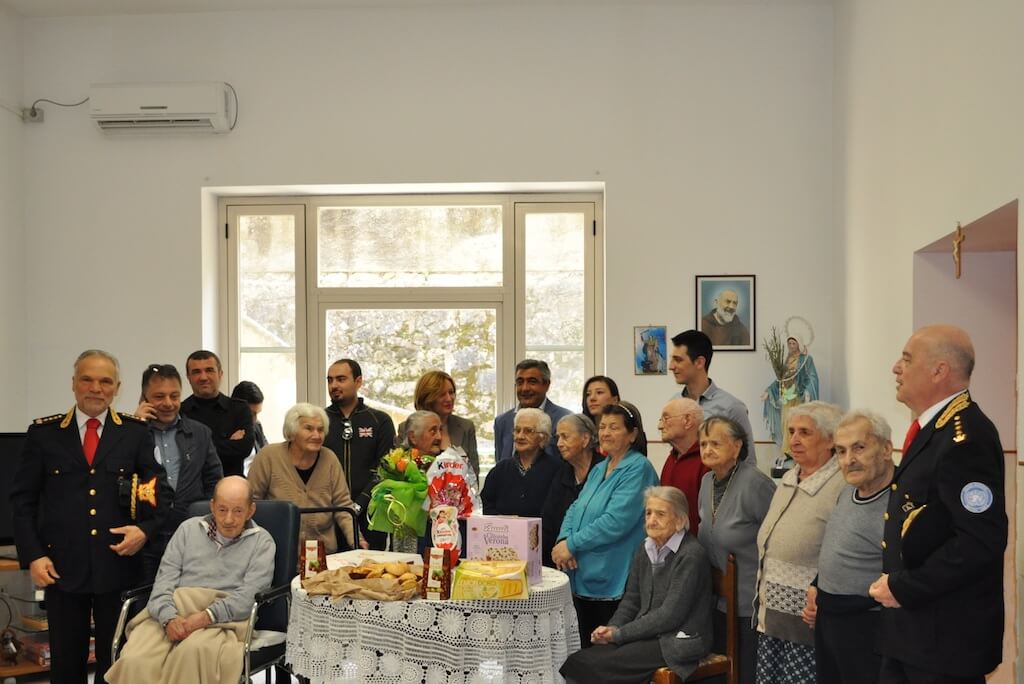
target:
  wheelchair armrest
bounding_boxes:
[255,582,292,606]
[120,583,154,603]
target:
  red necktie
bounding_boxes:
[84,418,100,465]
[902,420,920,454]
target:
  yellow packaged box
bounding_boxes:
[450,560,529,600]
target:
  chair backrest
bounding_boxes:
[185,499,300,632]
[711,553,738,682]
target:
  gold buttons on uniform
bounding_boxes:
[90,529,97,536]
[90,468,96,475]
[881,541,887,549]
[89,489,96,496]
[884,512,889,521]
[890,483,897,491]
[89,509,96,516]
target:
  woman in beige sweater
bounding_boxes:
[754,401,845,683]
[248,402,360,553]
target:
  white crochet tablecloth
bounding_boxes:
[286,551,580,683]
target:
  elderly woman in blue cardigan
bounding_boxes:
[552,404,660,648]
[560,485,713,683]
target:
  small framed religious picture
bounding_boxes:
[695,275,756,351]
[634,326,668,375]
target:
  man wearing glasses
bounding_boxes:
[656,397,707,535]
[324,358,396,550]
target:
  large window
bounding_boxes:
[223,194,602,469]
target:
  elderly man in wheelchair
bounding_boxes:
[105,475,276,684]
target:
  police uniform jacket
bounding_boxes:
[878,392,1007,677]
[11,407,171,595]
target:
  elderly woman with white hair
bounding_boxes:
[248,402,362,552]
[560,485,713,683]
[754,400,845,683]
[480,407,561,518]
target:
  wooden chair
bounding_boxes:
[652,552,738,684]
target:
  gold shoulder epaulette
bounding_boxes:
[935,392,971,429]
[32,413,64,426]
[116,411,146,424]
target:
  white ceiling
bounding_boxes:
[1,0,603,16]
[1,0,826,18]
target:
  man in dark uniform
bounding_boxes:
[179,350,253,476]
[11,349,171,683]
[324,358,396,550]
[870,325,1007,684]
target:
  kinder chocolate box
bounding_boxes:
[466,515,542,585]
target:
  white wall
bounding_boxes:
[836,1,1023,679]
[0,5,26,431]
[17,2,836,439]
[913,250,1016,449]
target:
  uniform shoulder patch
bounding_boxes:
[961,482,993,513]
[935,392,971,429]
[117,412,147,424]
[32,413,64,425]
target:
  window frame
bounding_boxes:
[219,191,604,424]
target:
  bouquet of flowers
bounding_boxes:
[367,447,436,539]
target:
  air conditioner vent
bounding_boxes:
[89,82,231,133]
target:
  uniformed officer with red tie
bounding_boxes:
[870,326,1006,684]
[11,350,170,683]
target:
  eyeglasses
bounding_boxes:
[513,426,538,436]
[341,419,353,441]
[657,414,687,424]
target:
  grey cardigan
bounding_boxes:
[696,459,776,617]
[609,534,714,680]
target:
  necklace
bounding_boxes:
[711,465,737,521]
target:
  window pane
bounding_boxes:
[524,213,585,347]
[524,349,584,413]
[239,351,296,444]
[239,215,295,347]
[524,212,585,412]
[318,206,502,287]
[325,308,498,465]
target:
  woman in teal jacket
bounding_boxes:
[552,404,659,648]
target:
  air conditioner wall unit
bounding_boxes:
[89,82,231,133]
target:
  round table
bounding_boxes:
[286,550,581,683]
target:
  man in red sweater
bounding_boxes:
[658,397,708,535]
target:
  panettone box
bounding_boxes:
[466,515,542,585]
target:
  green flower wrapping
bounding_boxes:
[368,448,431,538]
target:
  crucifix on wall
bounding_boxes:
[952,222,965,279]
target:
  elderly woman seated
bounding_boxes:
[402,409,445,457]
[248,402,361,552]
[559,485,713,684]
[480,407,561,518]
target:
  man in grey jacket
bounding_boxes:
[136,364,224,583]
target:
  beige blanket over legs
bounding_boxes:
[105,587,249,684]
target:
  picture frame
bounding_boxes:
[695,275,756,351]
[633,326,668,375]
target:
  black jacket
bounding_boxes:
[11,407,171,594]
[878,392,1006,677]
[180,393,253,477]
[324,398,396,509]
